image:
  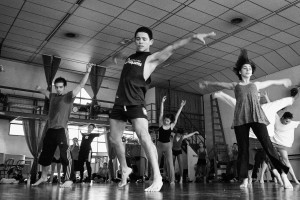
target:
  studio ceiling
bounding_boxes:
[1,0,300,94]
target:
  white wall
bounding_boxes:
[0,119,32,158]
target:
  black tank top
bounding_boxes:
[115,51,151,106]
[158,126,172,143]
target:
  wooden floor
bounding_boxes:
[0,182,300,200]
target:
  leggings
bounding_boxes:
[234,122,289,179]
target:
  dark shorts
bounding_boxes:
[109,104,148,122]
[172,149,182,156]
[52,157,61,163]
[38,128,69,167]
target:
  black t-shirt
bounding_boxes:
[79,133,100,152]
[114,51,151,106]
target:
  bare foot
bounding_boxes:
[170,181,175,185]
[259,180,264,184]
[145,177,163,192]
[248,178,252,185]
[240,178,248,188]
[179,177,183,184]
[295,181,300,185]
[281,174,293,189]
[272,169,283,186]
[118,167,132,187]
[32,177,47,186]
[60,180,73,188]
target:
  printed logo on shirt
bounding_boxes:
[125,58,142,67]
[85,136,89,139]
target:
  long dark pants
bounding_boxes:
[234,123,289,179]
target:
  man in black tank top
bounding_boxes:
[109,26,215,192]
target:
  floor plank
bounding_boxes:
[0,182,299,200]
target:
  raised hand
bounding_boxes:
[199,81,208,89]
[195,131,199,135]
[193,32,216,44]
[86,63,94,73]
[181,100,186,107]
[283,79,292,88]
[162,96,167,103]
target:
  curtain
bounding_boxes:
[23,119,47,183]
[89,65,106,118]
[42,55,61,114]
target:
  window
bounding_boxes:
[74,88,92,105]
[9,119,24,136]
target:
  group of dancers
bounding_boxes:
[30,26,299,192]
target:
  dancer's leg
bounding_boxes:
[234,124,250,188]
[278,148,300,184]
[57,163,61,183]
[165,143,175,184]
[259,161,268,183]
[251,123,292,189]
[86,161,92,182]
[49,163,56,183]
[109,119,130,187]
[132,118,163,192]
[177,154,183,183]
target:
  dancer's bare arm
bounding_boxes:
[35,86,50,99]
[171,100,186,129]
[72,63,92,98]
[255,79,291,90]
[144,32,216,80]
[199,81,236,90]
[159,96,167,127]
[183,131,199,139]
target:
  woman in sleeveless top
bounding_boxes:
[157,96,186,184]
[199,49,292,189]
[172,128,199,183]
[195,142,209,183]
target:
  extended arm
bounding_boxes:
[255,79,291,90]
[36,86,50,99]
[72,63,92,98]
[199,81,236,90]
[159,96,167,127]
[183,131,199,139]
[144,32,216,78]
[171,100,186,129]
[213,91,236,108]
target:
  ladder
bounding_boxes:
[210,94,228,180]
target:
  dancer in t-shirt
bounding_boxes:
[200,49,292,189]
[157,96,186,184]
[172,128,199,183]
[78,124,108,183]
[33,63,92,187]
[109,26,215,192]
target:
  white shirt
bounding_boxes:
[249,97,294,139]
[271,115,300,147]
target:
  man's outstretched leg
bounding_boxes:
[132,118,163,192]
[109,119,132,187]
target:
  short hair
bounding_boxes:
[89,123,96,129]
[54,77,67,86]
[135,27,153,40]
[233,49,256,80]
[163,114,175,123]
[282,112,293,120]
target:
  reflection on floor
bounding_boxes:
[0,182,299,200]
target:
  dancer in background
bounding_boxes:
[70,137,80,182]
[33,63,92,187]
[157,96,186,185]
[109,26,215,192]
[78,124,108,183]
[200,49,292,189]
[173,128,199,183]
[195,142,209,183]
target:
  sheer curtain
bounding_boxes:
[23,119,47,183]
